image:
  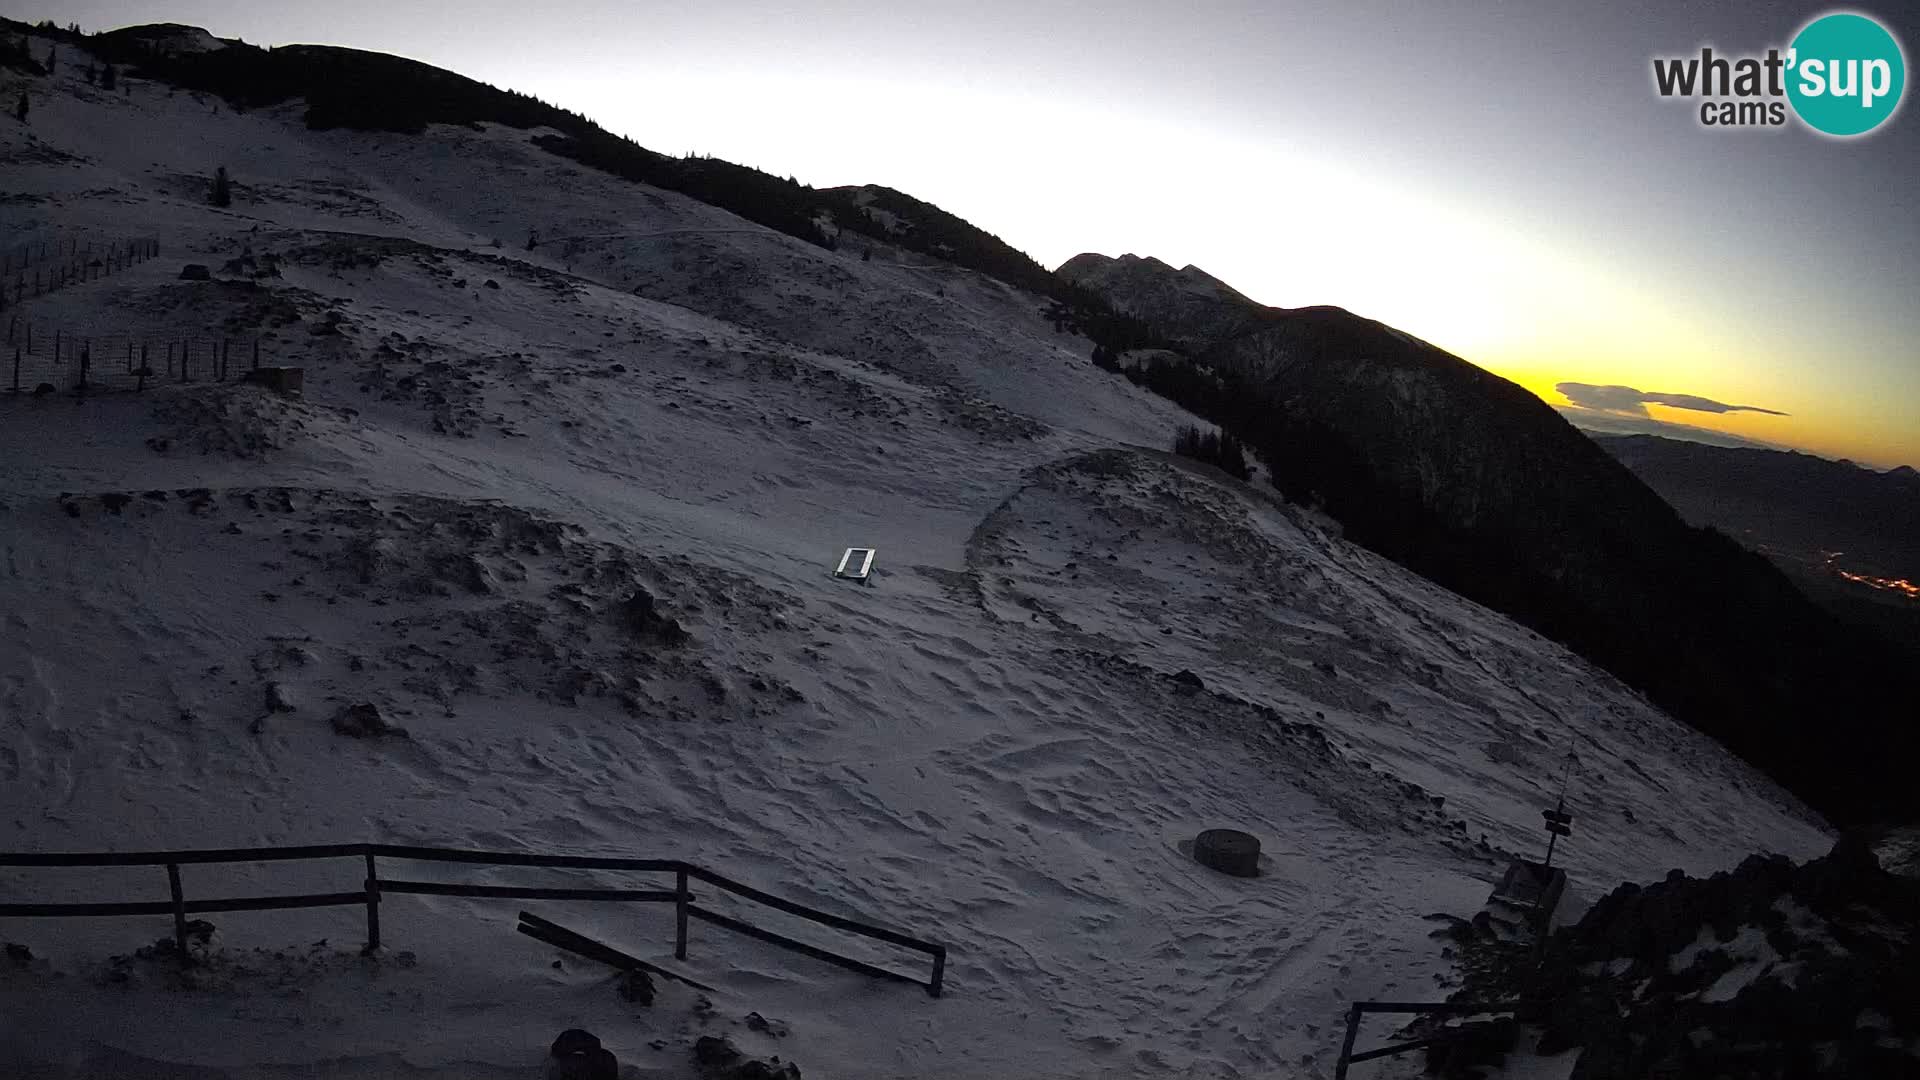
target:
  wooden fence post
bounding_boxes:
[675,868,690,960]
[363,850,382,954]
[1333,1004,1362,1080]
[166,863,189,967]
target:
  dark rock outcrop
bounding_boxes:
[331,702,402,738]
[693,1035,802,1080]
[619,587,689,645]
[1466,834,1920,1078]
[546,1029,617,1080]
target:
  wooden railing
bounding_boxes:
[1333,999,1528,1078]
[0,843,947,996]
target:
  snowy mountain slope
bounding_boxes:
[1,27,1829,1080]
[1057,250,1917,831]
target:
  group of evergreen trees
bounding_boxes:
[0,33,41,75]
[1171,424,1252,481]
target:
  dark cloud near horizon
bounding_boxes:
[1556,382,1788,418]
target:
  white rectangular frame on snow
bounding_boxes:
[835,547,876,583]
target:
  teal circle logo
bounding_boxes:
[1787,12,1906,136]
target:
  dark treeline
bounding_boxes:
[1,27,47,74]
[1171,424,1251,480]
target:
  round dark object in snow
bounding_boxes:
[1194,828,1262,877]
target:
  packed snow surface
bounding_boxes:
[0,34,1828,1079]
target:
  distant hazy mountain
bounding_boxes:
[1062,251,1916,827]
[1596,434,1920,574]
[1596,433,1920,650]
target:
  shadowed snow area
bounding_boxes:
[0,42,1828,1080]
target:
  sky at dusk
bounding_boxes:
[15,0,1919,466]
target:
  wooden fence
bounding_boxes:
[0,237,160,311]
[3,321,262,394]
[0,842,946,996]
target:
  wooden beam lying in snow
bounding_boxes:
[515,910,715,993]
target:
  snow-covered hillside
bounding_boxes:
[0,29,1829,1080]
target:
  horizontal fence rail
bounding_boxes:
[0,842,947,996]
[1333,1000,1529,1079]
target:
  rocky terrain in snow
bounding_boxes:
[0,19,1848,1080]
[1436,828,1920,1079]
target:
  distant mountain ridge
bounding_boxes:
[1595,433,1920,651]
[1593,433,1920,578]
[1061,251,1917,827]
[1057,253,1259,350]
